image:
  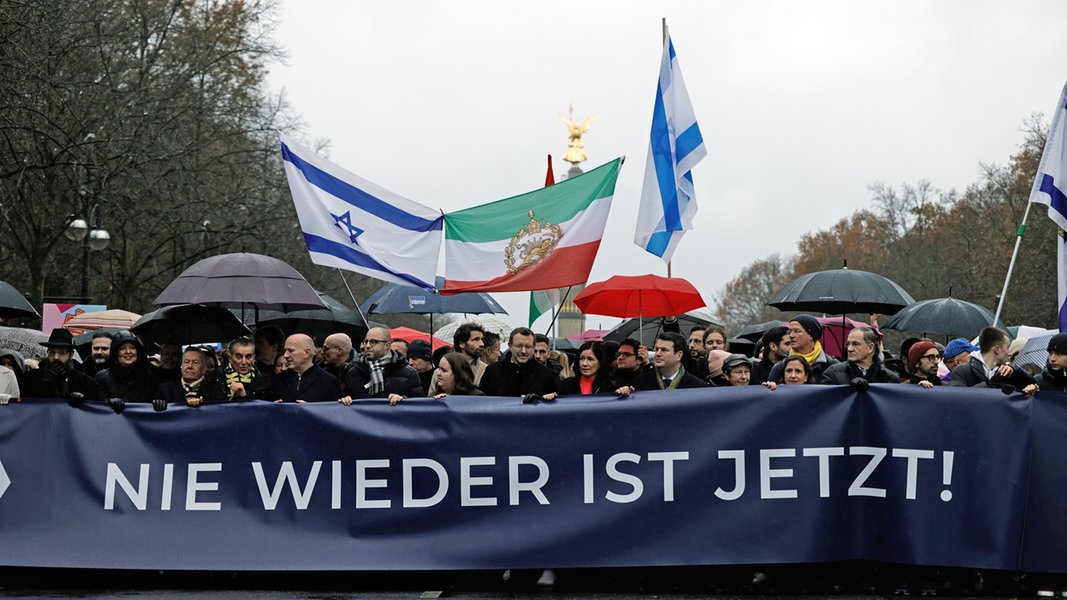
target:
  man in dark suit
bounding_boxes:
[272,334,339,403]
[153,346,226,410]
[617,332,707,395]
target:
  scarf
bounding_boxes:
[658,368,685,390]
[365,355,390,395]
[224,365,258,400]
[793,341,825,366]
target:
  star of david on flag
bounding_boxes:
[280,135,443,290]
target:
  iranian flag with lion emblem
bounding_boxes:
[441,158,622,294]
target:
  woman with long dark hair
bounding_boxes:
[559,341,615,395]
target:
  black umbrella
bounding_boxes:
[766,266,915,315]
[736,320,786,342]
[881,297,1007,339]
[153,253,327,313]
[131,304,252,346]
[250,292,368,342]
[603,310,721,343]
[0,280,39,319]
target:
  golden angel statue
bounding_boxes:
[559,106,597,165]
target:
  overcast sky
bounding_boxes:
[266,1,1067,332]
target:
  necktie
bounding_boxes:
[663,377,672,388]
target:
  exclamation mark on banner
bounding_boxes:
[940,451,954,502]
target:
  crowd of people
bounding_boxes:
[0,315,1062,411]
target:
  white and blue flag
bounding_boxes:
[1028,82,1067,332]
[634,26,707,263]
[280,134,443,291]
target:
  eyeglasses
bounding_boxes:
[361,339,387,347]
[922,353,943,361]
[616,351,636,358]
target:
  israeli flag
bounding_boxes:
[634,26,707,263]
[1028,82,1067,332]
[280,135,443,291]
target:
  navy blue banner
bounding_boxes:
[0,386,1058,572]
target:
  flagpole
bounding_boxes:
[663,16,671,282]
[337,268,369,323]
[543,286,572,337]
[993,201,1035,325]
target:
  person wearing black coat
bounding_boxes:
[272,334,339,403]
[94,330,158,411]
[559,341,616,395]
[1036,333,1067,393]
[340,328,424,405]
[479,327,559,399]
[153,347,227,410]
[820,327,900,385]
[23,328,99,401]
[947,327,1038,396]
[618,332,708,394]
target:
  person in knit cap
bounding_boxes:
[766,315,838,383]
[705,349,733,386]
[906,340,943,387]
[406,339,435,394]
[1036,333,1067,392]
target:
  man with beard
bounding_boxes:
[93,331,158,412]
[906,341,943,388]
[78,331,113,376]
[751,326,791,385]
[341,327,423,405]
[153,347,226,410]
[428,322,487,395]
[24,328,99,401]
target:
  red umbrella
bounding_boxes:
[574,274,706,318]
[388,326,450,351]
[817,316,869,359]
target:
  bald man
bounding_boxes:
[271,334,339,403]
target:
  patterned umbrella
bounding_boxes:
[62,309,141,334]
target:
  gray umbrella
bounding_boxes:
[154,253,327,313]
[0,280,39,319]
[881,297,1007,339]
[362,276,506,340]
[0,326,48,360]
[736,320,786,342]
[766,266,915,315]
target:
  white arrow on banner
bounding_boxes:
[0,459,9,500]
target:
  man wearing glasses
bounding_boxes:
[612,337,651,387]
[906,341,943,387]
[479,327,558,400]
[340,327,424,405]
[819,327,899,385]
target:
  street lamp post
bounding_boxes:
[65,134,109,302]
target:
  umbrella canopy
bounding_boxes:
[766,267,915,315]
[0,280,39,319]
[153,253,327,312]
[131,304,251,346]
[736,320,786,342]
[881,297,1006,339]
[0,326,49,360]
[1013,329,1058,371]
[62,309,141,333]
[817,316,870,359]
[575,274,706,318]
[603,309,721,345]
[388,326,450,351]
[433,316,514,346]
[568,329,611,342]
[251,292,369,342]
[362,277,506,316]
